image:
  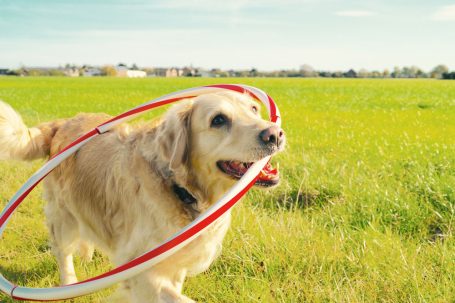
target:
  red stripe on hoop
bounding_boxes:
[79,174,259,284]
[1,131,98,240]
[98,96,196,128]
[205,84,260,101]
[205,84,279,123]
[2,85,278,301]
[12,174,261,301]
[267,95,278,123]
[0,175,46,227]
[12,293,77,302]
[10,285,17,298]
[50,129,99,160]
[12,293,76,302]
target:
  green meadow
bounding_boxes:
[0,77,454,302]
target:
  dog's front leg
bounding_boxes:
[125,270,194,303]
[160,269,194,303]
[160,284,195,303]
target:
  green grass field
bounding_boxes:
[0,77,454,302]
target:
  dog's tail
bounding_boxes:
[0,100,65,161]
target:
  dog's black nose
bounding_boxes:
[259,125,284,147]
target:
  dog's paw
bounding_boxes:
[61,274,78,286]
[160,287,195,303]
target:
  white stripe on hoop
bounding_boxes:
[0,84,280,301]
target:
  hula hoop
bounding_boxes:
[0,84,281,301]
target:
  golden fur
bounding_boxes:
[0,92,285,302]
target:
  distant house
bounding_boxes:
[165,68,182,77]
[116,66,146,78]
[150,68,167,77]
[121,69,147,78]
[0,69,9,76]
[83,67,103,77]
[198,70,213,77]
[181,66,197,77]
[19,67,64,76]
[344,69,357,78]
[63,67,80,77]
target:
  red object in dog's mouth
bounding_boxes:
[216,160,279,187]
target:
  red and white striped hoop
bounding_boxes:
[0,84,281,301]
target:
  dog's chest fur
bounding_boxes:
[174,211,232,276]
[131,175,232,275]
[115,188,232,276]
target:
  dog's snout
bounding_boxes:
[259,125,284,147]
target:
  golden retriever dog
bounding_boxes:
[0,91,285,302]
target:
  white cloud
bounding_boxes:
[335,10,375,17]
[431,5,455,21]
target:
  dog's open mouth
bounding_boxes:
[216,160,279,187]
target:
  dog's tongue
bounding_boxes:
[224,160,279,181]
[230,161,248,174]
[229,161,278,181]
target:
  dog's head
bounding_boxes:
[155,91,285,202]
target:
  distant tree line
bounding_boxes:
[281,64,452,79]
[442,71,455,79]
[0,63,453,79]
[185,64,454,79]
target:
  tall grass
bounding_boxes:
[0,77,454,302]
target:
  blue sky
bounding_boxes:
[0,0,454,71]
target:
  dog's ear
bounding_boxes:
[157,101,193,174]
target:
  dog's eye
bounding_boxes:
[252,105,258,113]
[211,114,227,127]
